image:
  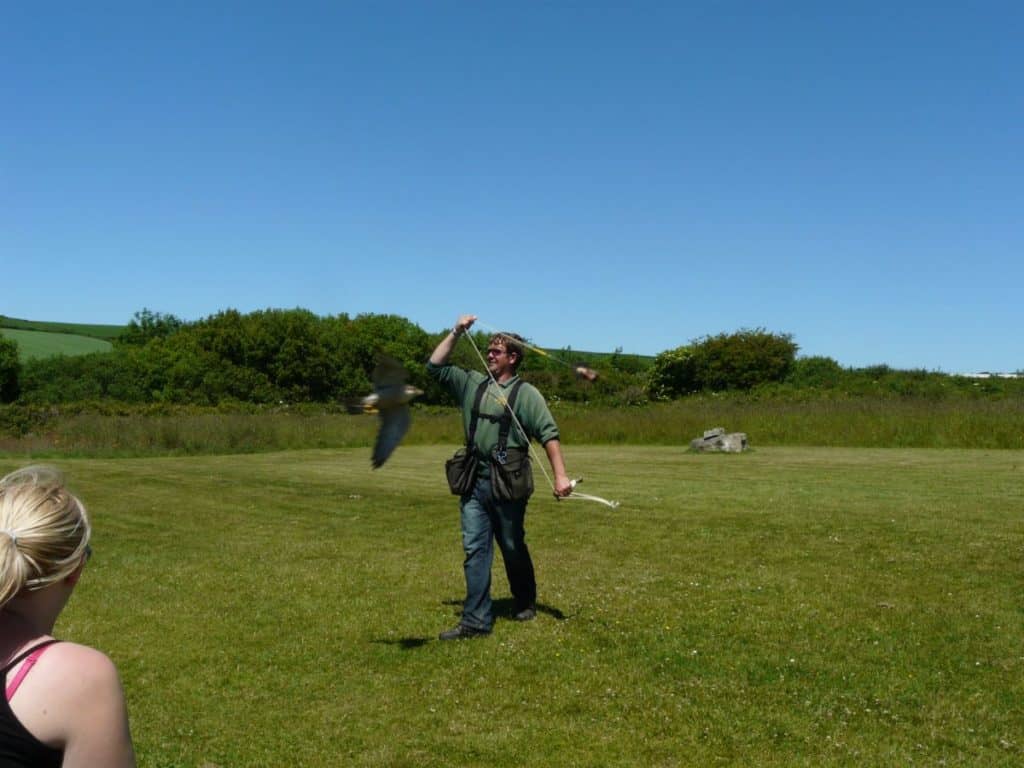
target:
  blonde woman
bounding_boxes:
[0,466,135,767]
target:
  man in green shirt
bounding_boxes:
[428,314,573,640]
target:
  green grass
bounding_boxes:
[0,315,125,340]
[5,446,1021,767]
[3,396,1023,457]
[1,327,114,360]
[555,397,1024,449]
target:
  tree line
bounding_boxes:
[0,308,1019,407]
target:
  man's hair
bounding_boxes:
[489,333,526,371]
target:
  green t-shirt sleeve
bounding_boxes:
[427,364,559,447]
[426,361,472,400]
[516,382,560,445]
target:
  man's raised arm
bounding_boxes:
[430,314,477,365]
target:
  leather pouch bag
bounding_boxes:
[490,446,534,501]
[445,448,477,495]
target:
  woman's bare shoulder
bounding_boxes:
[10,640,128,754]
[32,641,124,701]
[44,640,118,671]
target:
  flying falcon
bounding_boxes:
[347,355,424,468]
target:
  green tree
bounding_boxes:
[0,336,21,402]
[786,356,844,388]
[649,329,798,397]
[607,347,649,375]
[119,308,185,346]
[647,345,698,399]
[345,313,434,396]
[690,328,797,391]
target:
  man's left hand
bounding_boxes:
[553,475,574,498]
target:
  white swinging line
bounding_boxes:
[472,320,599,382]
[463,326,621,510]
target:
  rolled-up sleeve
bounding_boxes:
[518,384,560,445]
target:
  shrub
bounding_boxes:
[647,345,698,399]
[649,329,798,397]
[690,328,797,391]
[786,356,844,388]
[0,336,20,402]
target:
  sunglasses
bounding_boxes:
[486,348,507,357]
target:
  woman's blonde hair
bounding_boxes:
[0,465,91,609]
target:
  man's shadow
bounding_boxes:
[373,637,431,649]
[442,596,567,622]
[374,598,568,649]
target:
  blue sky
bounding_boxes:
[3,2,1020,372]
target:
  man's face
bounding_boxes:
[486,343,517,378]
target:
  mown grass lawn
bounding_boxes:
[5,446,1020,767]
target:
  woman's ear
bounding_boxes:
[65,560,86,587]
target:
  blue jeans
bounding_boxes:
[459,476,536,631]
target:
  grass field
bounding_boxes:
[0,327,113,360]
[4,446,1020,767]
[0,316,125,340]
[3,396,1023,456]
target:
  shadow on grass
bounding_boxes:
[373,637,431,649]
[442,597,568,621]
[372,596,571,650]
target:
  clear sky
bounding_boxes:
[3,2,1020,372]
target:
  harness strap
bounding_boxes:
[497,379,525,452]
[466,378,525,454]
[464,379,490,450]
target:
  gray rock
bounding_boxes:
[690,429,748,453]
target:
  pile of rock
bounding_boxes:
[689,427,748,453]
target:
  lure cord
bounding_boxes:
[463,326,620,508]
[463,329,556,492]
[472,320,574,371]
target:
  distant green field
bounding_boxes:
[0,328,113,360]
[0,315,125,340]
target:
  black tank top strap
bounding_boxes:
[0,639,61,675]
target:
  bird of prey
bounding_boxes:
[346,355,423,468]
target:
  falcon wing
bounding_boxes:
[372,405,411,469]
